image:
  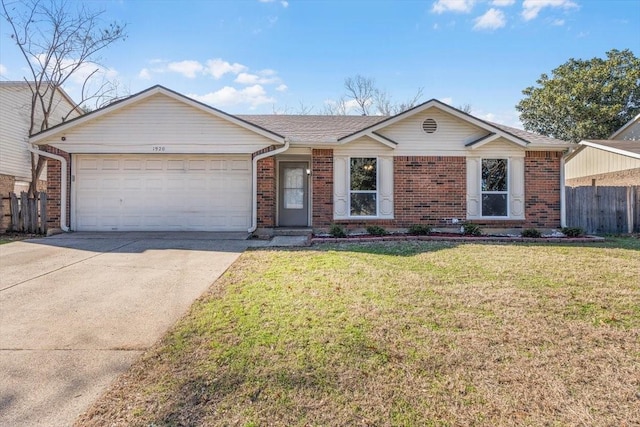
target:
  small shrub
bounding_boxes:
[562,227,584,237]
[462,223,482,236]
[408,224,432,235]
[329,224,347,238]
[521,228,542,238]
[366,225,387,236]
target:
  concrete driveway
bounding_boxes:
[0,232,265,427]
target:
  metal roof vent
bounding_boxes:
[422,118,437,134]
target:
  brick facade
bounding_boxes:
[311,152,563,231]
[37,147,564,233]
[45,146,71,230]
[311,149,334,227]
[393,156,467,227]
[256,157,276,228]
[522,151,562,228]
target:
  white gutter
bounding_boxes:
[27,144,69,232]
[248,138,290,233]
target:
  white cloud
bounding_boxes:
[167,60,203,78]
[551,18,565,25]
[432,0,476,14]
[491,0,515,6]
[0,64,7,75]
[258,0,288,7]
[439,97,454,105]
[473,8,506,30]
[205,59,248,79]
[189,84,274,108]
[235,69,281,85]
[138,68,152,80]
[275,84,288,92]
[522,0,578,21]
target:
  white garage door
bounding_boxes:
[74,155,252,231]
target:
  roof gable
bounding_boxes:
[30,85,284,144]
[338,99,533,148]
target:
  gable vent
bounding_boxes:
[422,118,437,134]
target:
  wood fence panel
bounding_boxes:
[566,186,639,234]
[4,191,48,234]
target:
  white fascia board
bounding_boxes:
[580,140,640,160]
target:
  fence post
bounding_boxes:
[39,192,48,234]
[10,193,18,231]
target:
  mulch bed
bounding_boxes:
[310,232,605,244]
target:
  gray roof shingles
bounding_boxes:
[237,115,387,142]
[239,114,569,147]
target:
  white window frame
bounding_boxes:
[348,156,379,218]
[480,158,510,218]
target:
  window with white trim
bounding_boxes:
[481,158,508,217]
[350,157,377,216]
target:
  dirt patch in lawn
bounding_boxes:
[76,240,640,426]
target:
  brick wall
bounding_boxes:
[312,149,334,227]
[393,156,466,227]
[566,168,640,187]
[256,157,276,228]
[310,152,564,231]
[522,151,562,228]
[313,155,468,229]
[45,146,71,230]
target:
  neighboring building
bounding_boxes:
[30,85,571,234]
[0,81,80,194]
[565,114,640,187]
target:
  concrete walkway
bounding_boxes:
[0,232,271,426]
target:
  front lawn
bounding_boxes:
[78,239,640,426]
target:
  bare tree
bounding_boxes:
[296,101,314,115]
[344,74,375,115]
[374,87,424,116]
[1,0,126,195]
[458,103,472,114]
[325,74,424,116]
[322,96,349,115]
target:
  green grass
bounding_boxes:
[78,238,640,427]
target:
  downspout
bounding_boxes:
[248,138,290,233]
[27,144,69,232]
[560,147,575,228]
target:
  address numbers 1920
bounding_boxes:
[152,146,166,152]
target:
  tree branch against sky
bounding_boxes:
[516,49,640,143]
[1,0,127,195]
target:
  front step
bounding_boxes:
[273,228,313,237]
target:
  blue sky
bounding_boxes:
[1,0,639,127]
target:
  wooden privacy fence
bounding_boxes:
[0,192,48,234]
[566,186,640,234]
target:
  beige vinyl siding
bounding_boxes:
[565,146,640,180]
[377,108,489,156]
[0,84,78,182]
[334,136,394,156]
[46,93,275,154]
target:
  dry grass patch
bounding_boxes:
[77,239,640,426]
